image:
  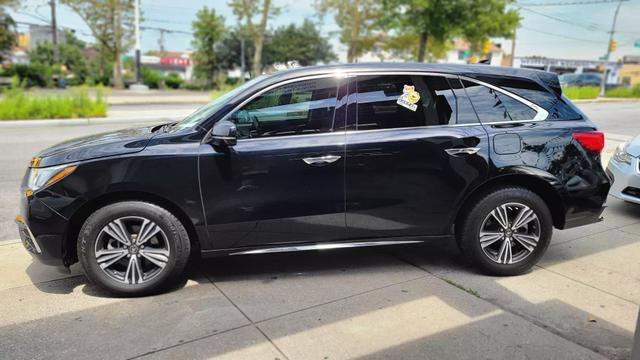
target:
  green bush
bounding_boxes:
[1,64,53,87]
[140,67,163,89]
[562,86,599,100]
[164,73,183,89]
[604,85,640,98]
[0,83,107,120]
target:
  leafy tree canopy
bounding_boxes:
[264,20,336,66]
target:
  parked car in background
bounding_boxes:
[16,63,611,296]
[607,135,640,204]
[559,73,602,87]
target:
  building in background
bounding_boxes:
[136,51,193,80]
[443,39,504,66]
[514,57,620,85]
[618,55,640,87]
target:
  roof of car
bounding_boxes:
[253,62,561,97]
[266,62,550,82]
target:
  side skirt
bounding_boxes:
[199,235,452,258]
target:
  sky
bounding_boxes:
[8,0,640,62]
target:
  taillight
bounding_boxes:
[572,131,604,153]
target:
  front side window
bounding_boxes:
[462,80,536,123]
[355,74,470,130]
[229,77,338,139]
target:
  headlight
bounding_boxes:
[26,163,77,193]
[612,142,633,165]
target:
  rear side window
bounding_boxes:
[355,74,478,130]
[228,77,338,139]
[476,75,582,120]
[461,80,536,122]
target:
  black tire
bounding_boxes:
[456,186,552,276]
[78,201,190,296]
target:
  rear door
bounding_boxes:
[344,73,491,239]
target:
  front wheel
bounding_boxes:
[457,187,552,276]
[78,201,191,296]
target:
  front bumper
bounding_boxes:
[16,195,69,267]
[607,156,640,205]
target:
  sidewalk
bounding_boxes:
[1,196,638,359]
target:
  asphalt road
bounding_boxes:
[0,101,638,242]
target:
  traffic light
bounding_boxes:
[482,40,491,55]
[608,39,617,53]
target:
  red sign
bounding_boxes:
[159,57,191,66]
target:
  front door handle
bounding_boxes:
[445,147,480,156]
[303,155,341,166]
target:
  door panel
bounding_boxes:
[345,74,490,239]
[198,76,348,250]
[345,126,490,238]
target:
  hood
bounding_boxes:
[626,135,640,158]
[36,126,157,167]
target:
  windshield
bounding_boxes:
[170,76,266,132]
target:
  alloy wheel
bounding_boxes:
[94,216,170,285]
[478,202,540,265]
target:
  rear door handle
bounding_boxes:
[303,155,341,166]
[445,147,480,156]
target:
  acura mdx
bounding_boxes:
[16,63,610,295]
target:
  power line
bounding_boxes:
[520,25,607,43]
[518,6,608,32]
[518,0,629,6]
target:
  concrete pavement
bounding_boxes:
[1,196,638,359]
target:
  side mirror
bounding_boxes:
[210,120,237,147]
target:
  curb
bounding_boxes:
[0,115,183,128]
[572,98,640,104]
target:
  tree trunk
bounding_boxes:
[417,32,428,62]
[111,2,124,89]
[112,54,123,89]
[252,0,271,76]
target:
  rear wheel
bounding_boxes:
[457,187,552,276]
[78,201,190,296]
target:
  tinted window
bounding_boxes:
[462,80,536,122]
[462,80,510,123]
[355,75,467,130]
[229,77,338,139]
[474,75,582,121]
[448,78,479,124]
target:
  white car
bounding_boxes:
[607,135,640,204]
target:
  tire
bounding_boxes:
[456,186,552,276]
[78,201,191,296]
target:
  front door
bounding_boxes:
[345,74,491,239]
[199,76,348,250]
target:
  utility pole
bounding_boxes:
[134,0,141,84]
[50,0,58,64]
[158,29,166,55]
[240,36,246,83]
[600,0,623,96]
[510,27,517,67]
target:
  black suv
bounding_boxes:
[16,63,610,295]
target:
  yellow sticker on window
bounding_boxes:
[397,85,420,111]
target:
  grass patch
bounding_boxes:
[604,85,640,98]
[562,86,599,100]
[0,84,107,120]
[442,278,480,298]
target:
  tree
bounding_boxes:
[62,0,135,88]
[0,9,16,63]
[264,20,336,66]
[28,30,88,82]
[216,26,254,73]
[380,0,519,62]
[191,6,225,87]
[229,0,278,76]
[315,0,381,63]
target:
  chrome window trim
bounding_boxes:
[206,70,550,143]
